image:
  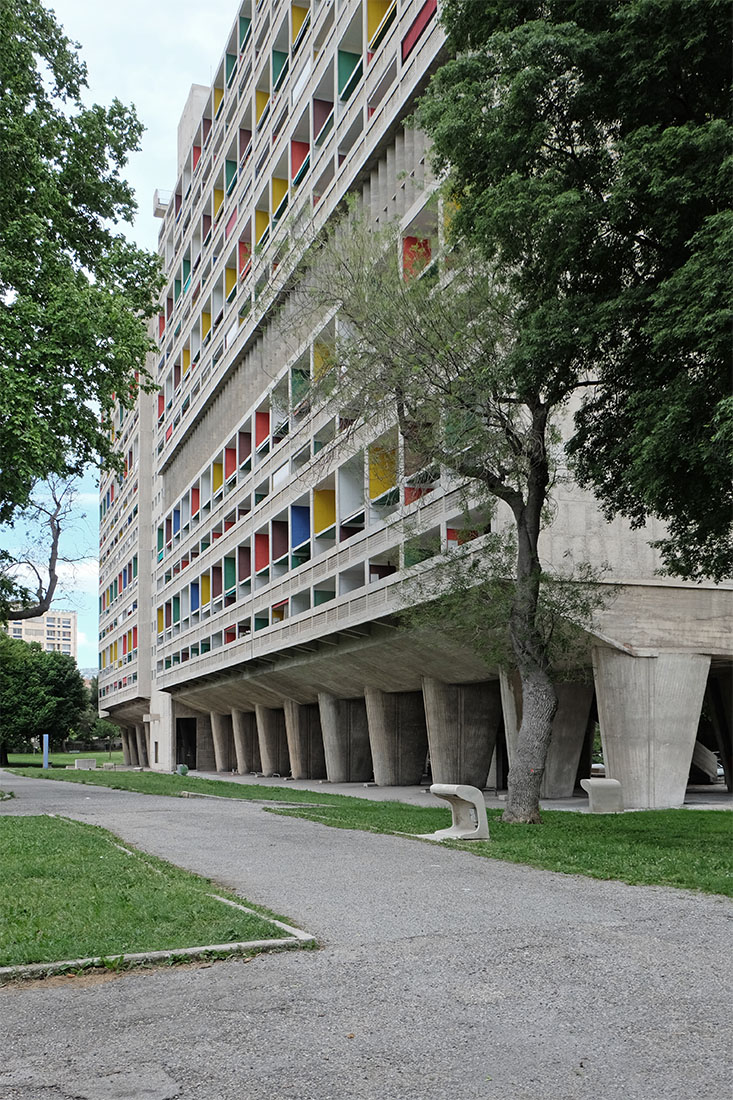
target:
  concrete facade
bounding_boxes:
[98,0,732,810]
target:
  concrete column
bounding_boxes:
[231,710,261,774]
[541,682,595,798]
[422,678,501,788]
[593,648,711,809]
[317,694,372,783]
[134,724,148,768]
[210,712,234,772]
[121,728,132,766]
[255,705,290,776]
[283,701,326,779]
[195,714,217,772]
[364,687,428,786]
[499,669,521,769]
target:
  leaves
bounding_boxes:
[0,0,163,522]
[420,0,732,579]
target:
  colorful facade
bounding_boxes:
[100,0,731,805]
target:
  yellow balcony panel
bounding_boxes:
[369,444,397,499]
[313,488,336,533]
[256,90,270,122]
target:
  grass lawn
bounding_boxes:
[6,767,732,896]
[274,800,733,896]
[0,815,297,970]
[6,765,352,804]
[8,750,124,769]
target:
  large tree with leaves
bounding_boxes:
[300,217,603,823]
[419,0,732,582]
[0,633,87,764]
[0,0,161,525]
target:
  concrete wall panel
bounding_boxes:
[232,709,261,774]
[422,678,501,788]
[318,694,372,782]
[593,648,711,808]
[364,687,427,786]
[255,705,290,776]
[283,701,326,780]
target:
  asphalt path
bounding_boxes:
[1,771,731,1100]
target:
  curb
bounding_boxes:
[0,895,316,984]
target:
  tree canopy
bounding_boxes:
[0,0,162,525]
[0,632,88,763]
[300,215,603,822]
[419,0,732,580]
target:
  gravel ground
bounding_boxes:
[1,770,731,1100]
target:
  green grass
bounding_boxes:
[7,765,355,804]
[7,767,732,895]
[273,800,733,896]
[0,815,297,969]
[8,750,124,769]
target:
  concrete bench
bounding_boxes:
[580,777,624,813]
[74,758,97,770]
[419,783,490,841]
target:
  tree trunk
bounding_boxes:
[0,743,9,768]
[502,663,557,823]
[501,407,556,822]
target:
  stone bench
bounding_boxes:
[74,758,97,770]
[419,783,490,841]
[580,777,624,813]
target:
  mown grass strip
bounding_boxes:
[0,815,303,969]
[272,800,733,896]
[8,751,124,769]
[7,765,356,805]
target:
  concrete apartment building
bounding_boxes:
[99,0,731,806]
[5,609,78,659]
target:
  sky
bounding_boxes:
[12,1,239,668]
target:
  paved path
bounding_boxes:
[1,772,731,1100]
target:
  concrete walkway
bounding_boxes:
[182,768,733,811]
[1,771,731,1100]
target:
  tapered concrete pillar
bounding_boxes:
[501,673,596,797]
[592,648,711,809]
[121,728,132,766]
[195,714,216,772]
[231,710,261,774]
[255,705,290,776]
[364,687,428,786]
[421,678,502,788]
[125,727,138,766]
[210,712,235,772]
[135,724,148,768]
[499,670,521,769]
[318,694,372,782]
[283,701,326,779]
[541,682,595,798]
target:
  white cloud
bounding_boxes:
[56,558,99,596]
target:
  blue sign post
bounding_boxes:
[42,734,49,770]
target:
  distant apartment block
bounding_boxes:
[5,609,78,660]
[99,0,731,805]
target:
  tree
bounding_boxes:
[0,0,162,525]
[299,216,601,822]
[0,633,87,765]
[419,0,732,581]
[0,478,80,622]
[76,675,119,743]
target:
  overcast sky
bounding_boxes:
[51,0,237,250]
[42,1,238,667]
